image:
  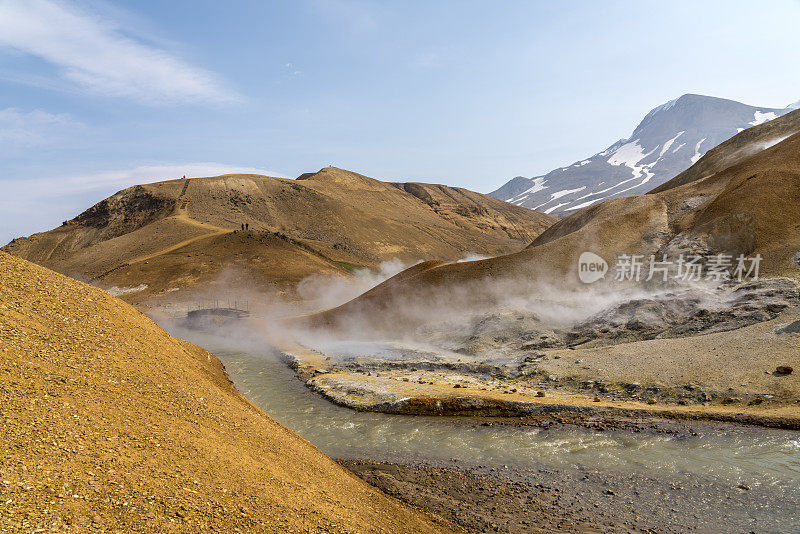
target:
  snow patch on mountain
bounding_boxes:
[533,186,586,210]
[565,198,602,211]
[508,176,548,204]
[690,138,707,164]
[542,202,569,214]
[660,131,684,157]
[750,111,777,126]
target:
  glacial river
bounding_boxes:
[176,329,800,531]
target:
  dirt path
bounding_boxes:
[130,212,227,264]
[94,180,230,280]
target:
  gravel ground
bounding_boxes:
[340,458,800,534]
[0,252,456,533]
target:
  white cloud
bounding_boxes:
[0,0,237,105]
[0,107,85,151]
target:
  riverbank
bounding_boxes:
[340,457,797,533]
[193,345,800,532]
[277,304,800,430]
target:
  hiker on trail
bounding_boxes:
[241,223,245,231]
[245,223,249,231]
[183,175,186,179]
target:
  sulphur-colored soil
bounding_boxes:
[0,252,457,533]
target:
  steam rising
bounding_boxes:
[155,250,792,371]
[295,259,414,311]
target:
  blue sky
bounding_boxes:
[2,0,800,244]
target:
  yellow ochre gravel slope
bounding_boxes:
[0,252,457,533]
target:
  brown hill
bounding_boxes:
[309,131,800,330]
[0,251,456,532]
[2,167,555,305]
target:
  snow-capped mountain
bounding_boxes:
[490,94,796,215]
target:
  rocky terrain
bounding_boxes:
[447,277,800,353]
[278,299,800,428]
[0,251,456,533]
[278,125,800,428]
[341,455,797,534]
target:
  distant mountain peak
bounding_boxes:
[491,94,794,215]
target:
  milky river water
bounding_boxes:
[169,323,800,530]
[199,346,800,486]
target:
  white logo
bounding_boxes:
[578,252,608,284]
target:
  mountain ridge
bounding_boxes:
[3,167,556,305]
[310,128,800,329]
[491,93,795,215]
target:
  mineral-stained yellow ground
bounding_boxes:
[0,252,457,533]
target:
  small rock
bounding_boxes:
[593,396,601,402]
[92,515,101,524]
[775,366,793,375]
[737,484,750,491]
[536,391,546,397]
[646,398,657,405]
